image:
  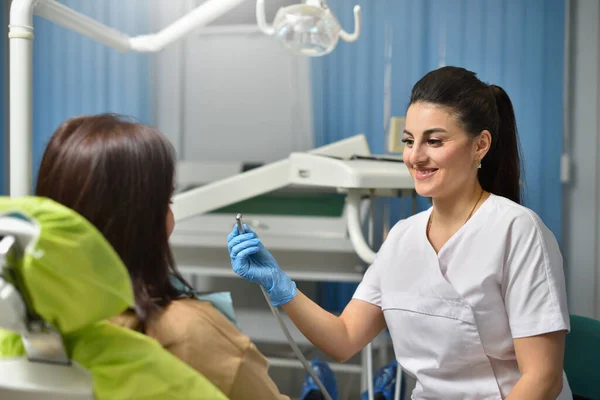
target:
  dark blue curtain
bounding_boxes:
[31,0,152,187]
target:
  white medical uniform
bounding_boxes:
[353,194,572,400]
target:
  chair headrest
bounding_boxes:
[0,196,134,334]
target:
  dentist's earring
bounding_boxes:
[477,161,482,169]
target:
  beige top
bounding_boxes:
[112,299,289,400]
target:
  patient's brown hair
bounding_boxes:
[36,113,188,323]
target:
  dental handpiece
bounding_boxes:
[235,213,245,234]
[231,212,333,400]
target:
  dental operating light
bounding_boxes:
[256,0,362,56]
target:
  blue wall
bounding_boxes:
[313,0,565,310]
[31,0,152,187]
[312,0,565,242]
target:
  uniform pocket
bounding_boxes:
[380,292,502,400]
[381,292,476,325]
[381,292,480,370]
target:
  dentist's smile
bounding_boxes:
[414,167,438,180]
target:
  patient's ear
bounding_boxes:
[166,207,175,238]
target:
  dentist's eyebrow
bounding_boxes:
[403,128,447,136]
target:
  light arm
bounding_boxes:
[33,1,130,51]
[506,330,567,399]
[255,0,274,35]
[339,5,362,43]
[32,0,250,53]
[8,0,249,198]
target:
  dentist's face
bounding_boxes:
[402,102,481,200]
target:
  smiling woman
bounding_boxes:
[403,66,520,205]
[227,66,572,400]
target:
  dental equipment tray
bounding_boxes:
[288,152,411,191]
[170,187,365,280]
[170,135,415,277]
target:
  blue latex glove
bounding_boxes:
[227,224,297,307]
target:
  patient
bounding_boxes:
[35,114,299,400]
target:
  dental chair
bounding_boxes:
[0,196,227,400]
[565,314,600,400]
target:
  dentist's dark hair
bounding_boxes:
[35,113,191,324]
[408,66,522,204]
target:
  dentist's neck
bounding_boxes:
[431,180,485,227]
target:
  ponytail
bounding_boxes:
[478,85,522,204]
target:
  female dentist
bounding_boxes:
[227,66,572,400]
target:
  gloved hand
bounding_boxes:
[227,224,297,307]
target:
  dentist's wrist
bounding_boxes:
[267,277,298,307]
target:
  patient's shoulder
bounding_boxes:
[111,299,252,354]
[150,299,251,350]
[112,299,256,396]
